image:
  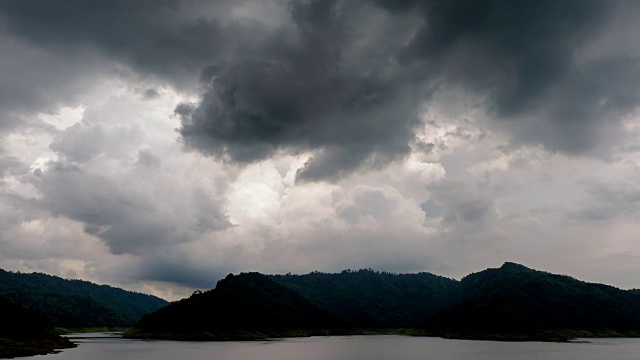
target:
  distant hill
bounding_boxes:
[0,269,168,328]
[129,263,640,342]
[417,262,640,341]
[131,273,349,340]
[270,269,460,328]
[0,295,74,358]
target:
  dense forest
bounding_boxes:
[417,262,640,341]
[0,295,74,358]
[131,263,640,342]
[4,263,640,348]
[0,269,167,328]
[132,273,350,340]
[270,269,460,328]
[130,270,463,340]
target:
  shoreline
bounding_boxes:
[124,328,412,341]
[0,334,76,359]
[125,328,640,343]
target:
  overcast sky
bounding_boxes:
[0,0,638,300]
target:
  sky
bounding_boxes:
[0,0,638,301]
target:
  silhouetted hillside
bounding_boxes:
[131,273,349,340]
[271,269,459,328]
[0,295,74,358]
[0,269,167,328]
[418,262,640,341]
[129,264,640,342]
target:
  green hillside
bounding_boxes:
[0,295,74,358]
[418,262,640,341]
[130,273,349,340]
[0,269,168,328]
[128,263,640,342]
[270,269,459,328]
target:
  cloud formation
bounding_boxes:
[381,1,640,154]
[176,0,640,179]
[176,1,423,180]
[0,0,638,299]
[1,1,638,175]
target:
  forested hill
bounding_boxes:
[129,269,461,340]
[0,269,168,328]
[131,264,640,342]
[270,269,460,328]
[131,273,350,340]
[418,262,640,341]
[0,295,74,358]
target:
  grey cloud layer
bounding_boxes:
[0,0,222,84]
[569,180,640,222]
[379,0,640,155]
[35,162,229,255]
[0,1,639,294]
[178,0,640,176]
[2,0,636,179]
[178,0,422,180]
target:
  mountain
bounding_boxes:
[130,273,349,340]
[0,269,168,328]
[270,269,460,328]
[129,263,640,342]
[0,295,74,358]
[417,262,640,341]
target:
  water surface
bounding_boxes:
[24,333,640,360]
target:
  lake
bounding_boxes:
[22,333,640,360]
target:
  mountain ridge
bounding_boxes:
[418,262,640,341]
[0,295,75,358]
[0,268,168,328]
[129,262,640,342]
[270,269,460,328]
[130,272,351,340]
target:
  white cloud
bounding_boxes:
[0,1,639,301]
[0,73,638,299]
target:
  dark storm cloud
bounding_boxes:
[178,0,421,181]
[0,1,175,132]
[1,0,638,179]
[376,0,640,155]
[0,0,271,133]
[177,0,640,180]
[0,1,214,142]
[0,0,227,84]
[0,32,105,133]
[139,261,230,289]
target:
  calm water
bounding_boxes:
[23,333,640,360]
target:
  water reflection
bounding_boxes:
[23,333,640,360]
